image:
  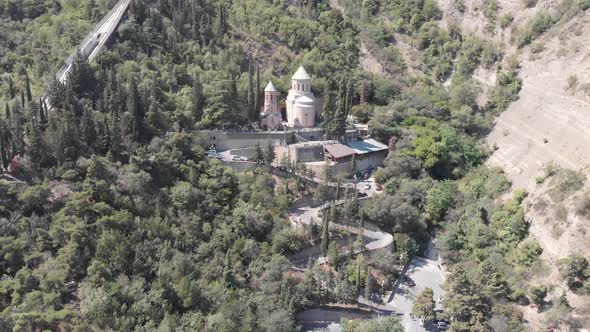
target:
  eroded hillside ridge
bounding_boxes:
[436,0,590,328]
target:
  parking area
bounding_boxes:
[385,256,446,331]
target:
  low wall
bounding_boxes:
[197,130,295,151]
[227,147,257,159]
[220,161,259,172]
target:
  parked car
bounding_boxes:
[402,276,416,287]
[231,155,248,161]
[375,183,383,191]
[358,192,368,198]
[364,184,371,190]
[437,321,447,331]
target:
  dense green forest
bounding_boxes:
[0,0,560,330]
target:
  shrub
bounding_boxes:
[548,169,586,202]
[381,45,407,74]
[500,13,514,29]
[456,0,466,12]
[559,255,590,291]
[565,74,578,93]
[513,240,543,266]
[579,0,590,10]
[516,12,555,47]
[530,42,545,54]
[528,285,547,305]
[483,0,499,21]
[523,0,538,7]
[575,192,590,217]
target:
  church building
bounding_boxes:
[260,66,317,130]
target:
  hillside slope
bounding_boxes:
[436,0,590,329]
[487,11,590,190]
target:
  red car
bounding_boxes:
[375,183,383,191]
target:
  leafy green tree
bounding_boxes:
[412,287,436,322]
[424,180,458,225]
[445,266,490,328]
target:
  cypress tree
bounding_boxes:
[87,0,96,20]
[345,79,354,116]
[4,103,10,119]
[8,76,15,99]
[247,59,255,121]
[330,203,338,225]
[81,108,97,151]
[27,115,44,166]
[263,141,275,165]
[214,2,226,38]
[25,72,32,102]
[128,78,142,140]
[38,98,47,130]
[321,83,332,133]
[110,111,122,157]
[192,75,204,124]
[11,101,25,154]
[199,14,210,46]
[0,119,9,169]
[304,257,315,294]
[355,258,361,290]
[102,117,111,154]
[364,269,373,301]
[254,142,264,164]
[20,90,25,109]
[223,250,236,288]
[254,59,260,121]
[321,211,330,255]
[333,79,347,140]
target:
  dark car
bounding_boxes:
[402,276,415,287]
[358,192,368,198]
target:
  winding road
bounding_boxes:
[289,201,393,266]
[288,180,446,332]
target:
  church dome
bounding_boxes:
[264,81,277,92]
[292,66,310,80]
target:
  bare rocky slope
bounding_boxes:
[436,0,590,329]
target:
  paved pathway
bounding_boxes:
[289,196,393,267]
